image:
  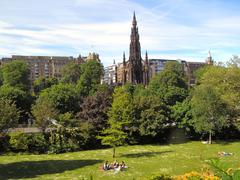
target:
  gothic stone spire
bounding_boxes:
[129,12,143,84]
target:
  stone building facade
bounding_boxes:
[0,52,101,86]
[102,60,118,85]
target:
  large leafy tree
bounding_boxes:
[1,60,30,91]
[198,66,240,130]
[32,97,59,132]
[77,60,103,97]
[191,84,229,144]
[0,99,20,135]
[76,88,112,131]
[136,96,169,137]
[0,85,32,123]
[98,119,127,158]
[148,61,188,106]
[107,85,134,130]
[172,98,193,132]
[61,62,81,84]
[33,77,58,95]
[39,83,79,114]
[164,61,185,77]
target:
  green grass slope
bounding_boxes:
[0,141,239,179]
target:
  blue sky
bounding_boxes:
[0,0,239,66]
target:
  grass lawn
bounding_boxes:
[0,141,239,179]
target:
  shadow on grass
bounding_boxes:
[214,140,240,146]
[0,159,102,180]
[121,150,173,158]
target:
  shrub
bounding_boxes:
[150,174,173,180]
[174,171,219,180]
[48,127,79,154]
[26,133,48,153]
[207,159,240,180]
[9,131,48,153]
[0,134,10,153]
[9,131,28,152]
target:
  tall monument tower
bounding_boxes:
[206,50,214,65]
[128,12,143,84]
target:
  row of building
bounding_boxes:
[0,13,213,87]
[0,53,100,86]
[102,54,213,86]
[102,12,213,86]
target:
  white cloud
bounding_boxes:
[0,0,239,66]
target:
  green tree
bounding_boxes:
[61,62,81,84]
[1,60,30,90]
[107,86,134,131]
[191,85,229,144]
[164,61,185,77]
[76,88,112,131]
[77,60,103,97]
[32,97,59,132]
[97,86,133,157]
[58,112,76,127]
[98,119,127,158]
[171,98,198,137]
[198,66,240,130]
[33,77,58,95]
[148,61,188,106]
[137,96,169,137]
[0,99,20,135]
[39,83,79,113]
[0,85,33,123]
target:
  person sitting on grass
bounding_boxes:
[120,161,128,169]
[113,160,119,169]
[103,160,110,170]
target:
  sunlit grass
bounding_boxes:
[0,141,239,179]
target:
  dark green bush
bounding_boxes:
[9,131,28,152]
[0,135,10,153]
[26,133,48,153]
[149,174,173,180]
[48,128,79,154]
[9,131,48,153]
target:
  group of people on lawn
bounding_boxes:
[103,160,127,171]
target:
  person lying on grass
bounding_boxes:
[218,151,233,156]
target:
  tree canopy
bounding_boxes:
[191,84,229,143]
[32,97,59,132]
[77,60,103,97]
[0,99,20,134]
[148,61,188,106]
[61,62,81,84]
[34,77,58,95]
[1,60,30,91]
[39,83,79,114]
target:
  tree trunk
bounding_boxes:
[209,130,212,144]
[113,146,116,158]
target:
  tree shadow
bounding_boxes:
[0,159,102,180]
[121,150,173,158]
[214,140,236,146]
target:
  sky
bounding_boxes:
[0,0,239,66]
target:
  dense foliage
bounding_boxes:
[0,99,20,134]
[0,58,240,154]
